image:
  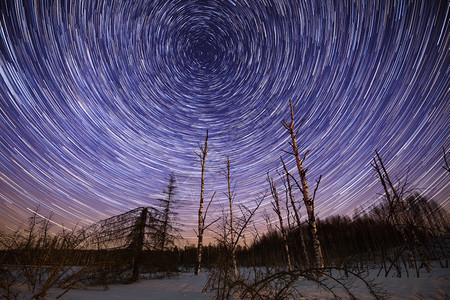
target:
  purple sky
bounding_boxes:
[0,0,448,244]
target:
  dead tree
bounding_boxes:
[281,99,324,270]
[372,150,431,273]
[130,207,148,281]
[281,158,310,268]
[195,130,217,275]
[156,172,180,251]
[204,195,264,298]
[225,155,238,277]
[84,207,162,282]
[268,174,293,271]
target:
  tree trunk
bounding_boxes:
[226,156,238,277]
[195,130,208,275]
[159,172,177,251]
[282,100,324,270]
[132,207,147,281]
[282,158,310,268]
[269,176,293,271]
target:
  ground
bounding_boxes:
[44,266,449,300]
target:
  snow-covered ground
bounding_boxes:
[45,267,449,300]
[47,272,212,300]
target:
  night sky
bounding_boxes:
[0,0,448,244]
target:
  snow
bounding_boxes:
[44,267,449,300]
[48,273,213,300]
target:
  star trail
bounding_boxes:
[0,0,448,243]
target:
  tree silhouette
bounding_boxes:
[281,99,324,270]
[155,171,181,251]
[372,150,431,273]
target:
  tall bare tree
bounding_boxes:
[195,130,216,275]
[281,158,310,267]
[268,175,293,271]
[281,99,324,270]
[225,155,238,277]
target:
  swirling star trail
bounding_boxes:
[0,0,448,243]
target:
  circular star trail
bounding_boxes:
[0,0,448,242]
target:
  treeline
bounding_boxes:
[174,193,449,274]
[247,193,449,274]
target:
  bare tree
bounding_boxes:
[225,155,238,277]
[204,195,264,299]
[0,210,100,299]
[372,150,431,273]
[281,99,324,270]
[195,130,217,275]
[281,157,310,268]
[268,174,293,271]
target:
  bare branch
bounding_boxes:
[204,217,221,231]
[302,150,310,164]
[443,146,450,173]
[312,175,322,205]
[232,196,264,250]
[281,149,295,156]
[202,191,216,231]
